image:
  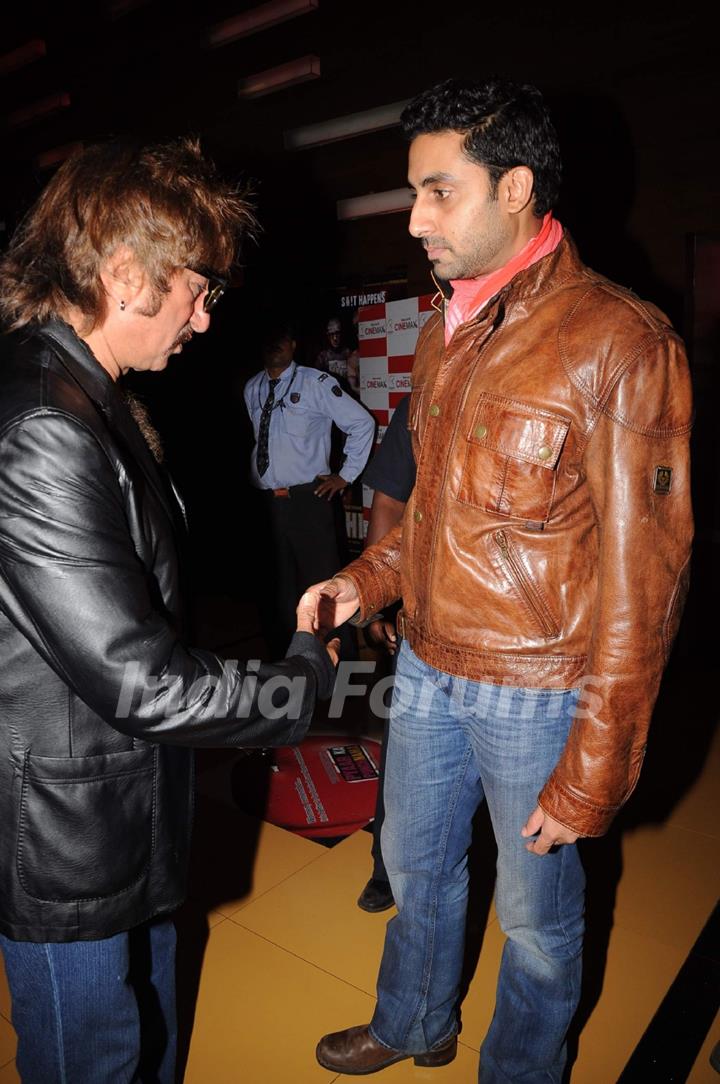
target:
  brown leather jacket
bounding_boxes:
[343,235,693,837]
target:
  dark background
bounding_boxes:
[1,0,717,652]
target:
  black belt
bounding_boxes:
[260,480,320,498]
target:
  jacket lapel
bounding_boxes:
[39,321,183,533]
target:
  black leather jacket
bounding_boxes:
[0,320,333,942]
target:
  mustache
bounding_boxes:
[422,237,452,251]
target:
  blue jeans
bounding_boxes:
[0,917,176,1084]
[371,641,584,1084]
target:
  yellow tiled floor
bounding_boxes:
[665,722,720,840]
[235,830,394,995]
[611,822,720,957]
[571,924,687,1083]
[0,707,718,1082]
[0,1013,16,1077]
[181,920,370,1083]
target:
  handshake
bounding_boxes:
[295,575,361,667]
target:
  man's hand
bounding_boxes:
[296,591,341,665]
[521,806,579,856]
[303,575,360,636]
[364,618,398,655]
[314,473,347,500]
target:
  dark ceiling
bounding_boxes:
[1,1,714,323]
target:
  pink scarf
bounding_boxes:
[444,213,563,345]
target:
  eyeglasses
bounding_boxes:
[187,265,229,313]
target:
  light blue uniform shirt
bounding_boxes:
[244,362,375,490]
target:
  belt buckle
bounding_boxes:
[273,487,290,498]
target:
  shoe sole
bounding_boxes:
[316,1049,408,1075]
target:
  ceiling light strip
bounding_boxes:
[337,189,413,222]
[0,40,47,77]
[238,55,321,98]
[209,0,319,47]
[36,142,84,170]
[7,93,71,128]
[284,99,409,150]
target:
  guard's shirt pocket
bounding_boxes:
[457,394,570,525]
[282,403,312,437]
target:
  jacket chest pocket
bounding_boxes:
[456,394,570,525]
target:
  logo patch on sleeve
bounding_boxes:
[653,466,673,494]
[318,373,329,382]
[331,385,342,397]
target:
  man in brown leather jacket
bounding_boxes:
[310,78,693,1082]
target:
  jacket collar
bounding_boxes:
[428,232,585,325]
[39,318,116,411]
[498,231,585,304]
[37,319,183,531]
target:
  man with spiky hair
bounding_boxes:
[0,138,337,1084]
[309,78,693,1081]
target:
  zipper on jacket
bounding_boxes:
[494,530,559,639]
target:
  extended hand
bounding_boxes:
[364,619,398,655]
[302,575,360,636]
[296,591,341,665]
[521,806,579,856]
[314,473,348,500]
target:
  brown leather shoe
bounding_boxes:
[315,1023,457,1074]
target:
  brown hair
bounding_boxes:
[0,137,255,331]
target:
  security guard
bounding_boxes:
[244,323,374,656]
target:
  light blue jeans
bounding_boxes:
[370,641,584,1084]
[0,917,176,1084]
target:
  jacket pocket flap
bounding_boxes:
[24,746,155,783]
[468,394,570,469]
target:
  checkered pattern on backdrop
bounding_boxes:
[358,295,434,535]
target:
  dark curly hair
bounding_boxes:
[400,77,561,217]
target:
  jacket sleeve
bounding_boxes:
[0,412,333,748]
[339,521,404,619]
[538,330,693,835]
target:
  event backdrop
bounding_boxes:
[349,293,434,541]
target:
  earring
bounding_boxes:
[120,300,126,311]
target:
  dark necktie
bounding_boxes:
[256,377,280,477]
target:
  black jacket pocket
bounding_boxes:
[17,745,157,902]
